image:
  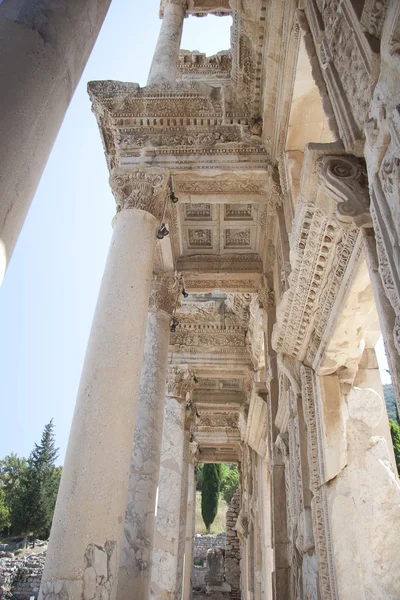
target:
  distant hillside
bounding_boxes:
[384,384,398,423]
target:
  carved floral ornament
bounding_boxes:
[109,169,169,220]
[318,156,372,228]
[149,273,180,315]
[167,365,195,400]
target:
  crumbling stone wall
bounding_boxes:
[225,491,241,600]
[0,552,45,600]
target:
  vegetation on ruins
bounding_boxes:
[201,463,222,534]
[389,420,400,476]
[384,384,398,423]
[0,420,62,543]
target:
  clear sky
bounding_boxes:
[0,2,232,464]
[0,2,391,464]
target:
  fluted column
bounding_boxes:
[39,168,168,600]
[151,366,194,600]
[147,0,187,85]
[182,443,199,600]
[0,0,111,283]
[117,272,179,600]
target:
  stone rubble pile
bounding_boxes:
[0,552,46,600]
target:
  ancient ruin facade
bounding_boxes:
[2,0,400,598]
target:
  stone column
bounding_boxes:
[117,272,179,600]
[0,0,111,282]
[182,442,199,600]
[39,168,168,600]
[147,0,187,85]
[151,366,194,600]
[261,274,291,600]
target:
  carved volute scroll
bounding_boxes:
[319,156,372,228]
[167,365,195,401]
[189,441,199,465]
[148,272,180,316]
[109,168,169,220]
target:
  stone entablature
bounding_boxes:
[272,143,363,369]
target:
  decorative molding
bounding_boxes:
[149,272,179,316]
[167,365,195,400]
[301,365,338,600]
[361,0,387,39]
[109,168,168,219]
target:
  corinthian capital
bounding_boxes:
[167,365,195,401]
[149,272,179,316]
[319,156,372,227]
[110,168,169,220]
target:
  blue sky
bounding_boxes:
[0,2,232,463]
[0,2,391,464]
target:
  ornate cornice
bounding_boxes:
[167,365,195,401]
[272,145,362,367]
[149,272,179,316]
[109,168,168,219]
[318,156,371,227]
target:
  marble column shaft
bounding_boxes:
[0,0,111,282]
[117,273,179,600]
[39,168,169,600]
[151,366,194,600]
[147,0,186,85]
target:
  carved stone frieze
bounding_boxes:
[109,168,168,219]
[149,272,179,315]
[167,365,195,400]
[197,411,239,429]
[318,156,371,227]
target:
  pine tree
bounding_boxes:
[14,420,61,543]
[201,463,222,534]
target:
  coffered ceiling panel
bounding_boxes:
[179,202,265,256]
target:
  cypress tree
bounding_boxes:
[201,463,222,534]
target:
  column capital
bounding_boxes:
[189,441,199,465]
[110,168,169,220]
[258,275,275,310]
[149,272,179,316]
[318,155,372,227]
[167,365,195,402]
[160,0,188,16]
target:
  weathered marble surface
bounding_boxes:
[151,388,190,600]
[40,208,158,600]
[0,0,111,283]
[117,306,172,600]
[327,386,400,599]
